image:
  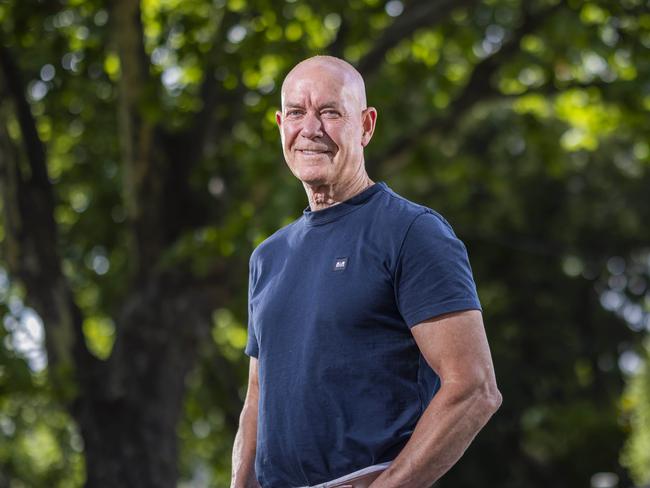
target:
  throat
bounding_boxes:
[305,175,374,212]
[310,191,339,211]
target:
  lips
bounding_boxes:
[299,150,328,155]
[296,147,331,155]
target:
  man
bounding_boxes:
[231,55,502,488]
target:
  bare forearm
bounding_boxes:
[369,383,502,488]
[231,405,261,488]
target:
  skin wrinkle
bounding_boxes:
[276,56,377,211]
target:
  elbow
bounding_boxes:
[486,384,503,413]
[479,379,502,416]
[459,374,502,417]
[443,377,502,415]
[441,369,503,417]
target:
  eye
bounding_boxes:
[321,109,340,118]
[286,109,304,118]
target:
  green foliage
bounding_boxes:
[81,316,115,359]
[621,339,650,485]
[0,340,84,487]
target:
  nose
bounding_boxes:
[300,111,323,138]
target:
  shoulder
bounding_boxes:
[376,183,428,217]
[375,183,456,238]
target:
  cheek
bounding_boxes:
[327,121,358,144]
[282,125,300,147]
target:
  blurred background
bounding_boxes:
[1,0,649,486]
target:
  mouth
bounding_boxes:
[296,149,331,156]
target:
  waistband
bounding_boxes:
[296,461,392,488]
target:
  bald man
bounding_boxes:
[230,56,502,488]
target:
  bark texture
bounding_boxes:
[75,273,214,487]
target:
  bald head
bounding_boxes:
[281,55,368,109]
[275,55,378,190]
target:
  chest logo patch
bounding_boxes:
[333,257,348,271]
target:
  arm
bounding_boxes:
[369,310,502,488]
[231,357,262,488]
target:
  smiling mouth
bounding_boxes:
[297,149,331,155]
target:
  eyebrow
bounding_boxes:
[284,101,342,110]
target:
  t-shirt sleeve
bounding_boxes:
[394,210,482,328]
[244,253,259,358]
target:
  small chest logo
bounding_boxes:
[333,257,348,271]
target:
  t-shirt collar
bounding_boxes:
[302,181,386,226]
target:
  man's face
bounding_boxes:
[276,63,375,187]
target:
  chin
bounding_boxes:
[296,170,329,186]
[299,175,328,186]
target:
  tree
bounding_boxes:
[1,0,649,486]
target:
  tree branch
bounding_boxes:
[111,0,165,281]
[0,44,98,396]
[159,9,245,237]
[356,0,480,78]
[177,9,242,161]
[326,16,349,59]
[369,2,564,171]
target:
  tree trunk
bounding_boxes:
[71,273,214,487]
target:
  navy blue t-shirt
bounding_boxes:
[245,181,481,487]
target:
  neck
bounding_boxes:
[304,172,374,212]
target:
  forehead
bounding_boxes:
[281,64,358,107]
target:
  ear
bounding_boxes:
[275,110,283,129]
[361,107,377,147]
